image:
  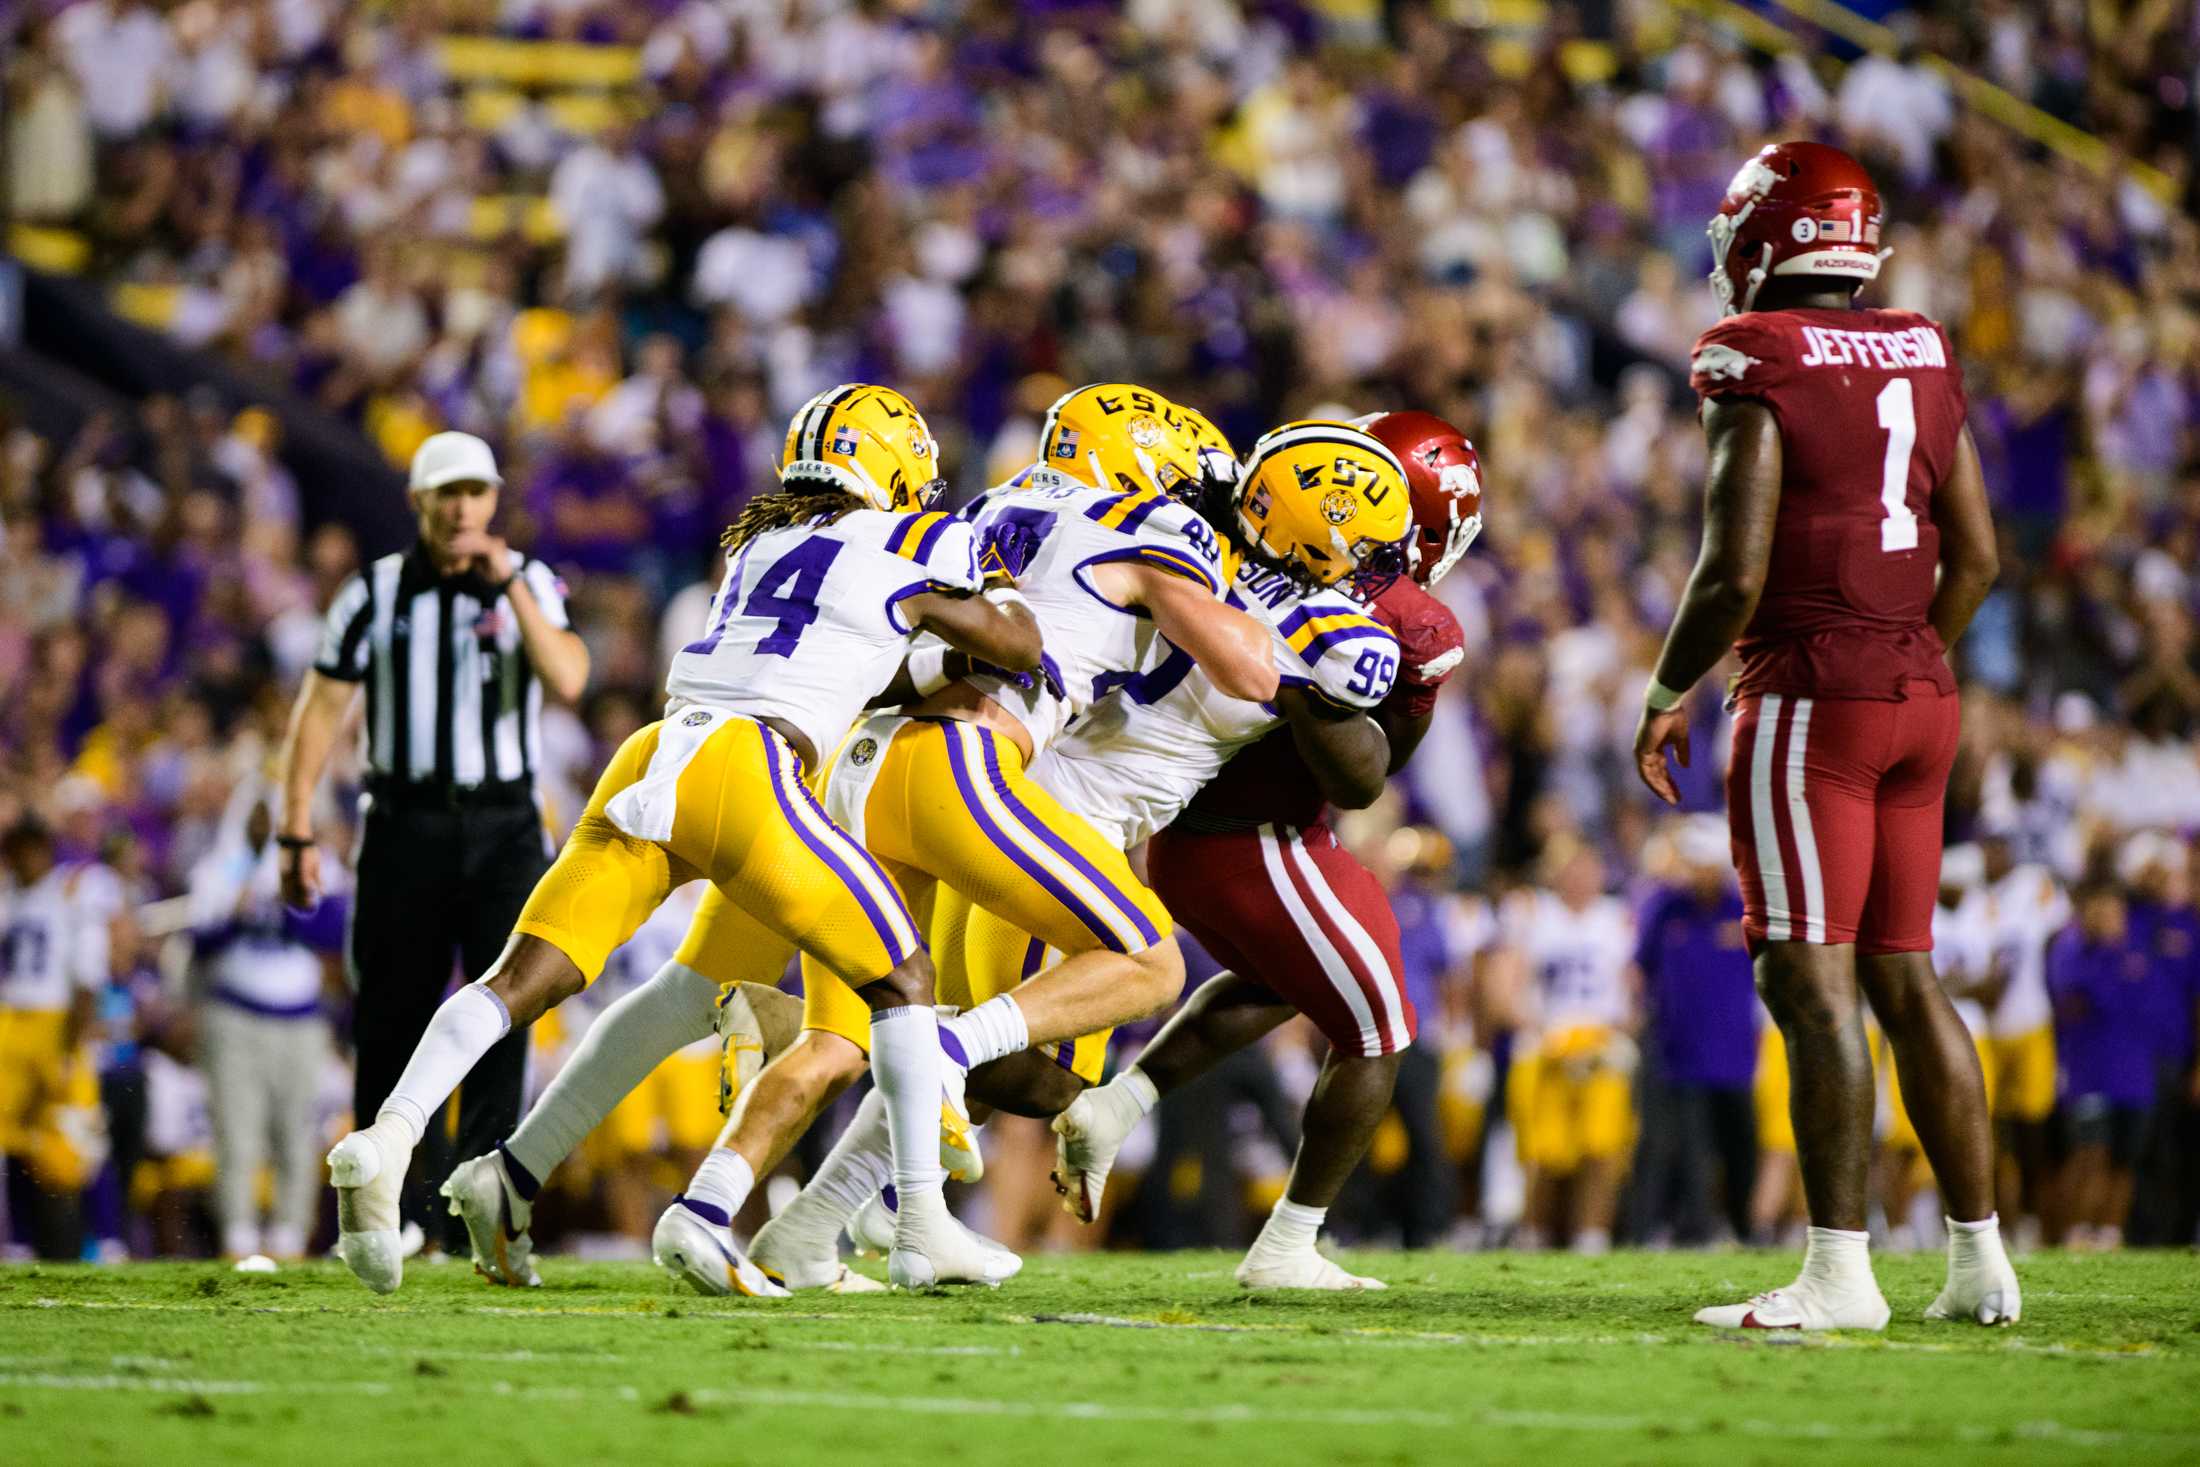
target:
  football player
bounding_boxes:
[325,384,1044,1294]
[0,816,111,1258]
[646,382,1287,1292]
[748,417,1439,1292]
[1631,143,2015,1329]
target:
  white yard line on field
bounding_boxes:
[12,1295,2170,1362]
[0,1371,2186,1450]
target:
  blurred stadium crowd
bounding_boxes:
[2,0,2197,1264]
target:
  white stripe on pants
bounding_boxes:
[202,1003,332,1258]
[1748,694,1823,944]
[1257,824,1406,1055]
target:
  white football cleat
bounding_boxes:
[1050,1083,1138,1224]
[441,1151,540,1288]
[1925,1243,2021,1326]
[1235,1249,1388,1292]
[750,1212,887,1294]
[651,1198,788,1299]
[327,1127,409,1294]
[939,1061,983,1184]
[885,1189,1021,1290]
[1694,1282,1891,1331]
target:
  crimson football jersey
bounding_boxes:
[1179,576,1465,830]
[1689,306,1964,702]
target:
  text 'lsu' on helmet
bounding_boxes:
[1707,141,1884,317]
[1038,383,1205,502]
[1360,410,1484,587]
[780,383,946,511]
[1235,420,1411,598]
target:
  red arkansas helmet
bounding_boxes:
[1360,410,1484,587]
[1707,141,1884,316]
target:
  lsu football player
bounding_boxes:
[0,816,111,1255]
[745,420,1418,1288]
[646,381,1287,1292]
[326,384,1044,1295]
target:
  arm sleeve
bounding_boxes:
[1689,317,1793,404]
[918,518,984,593]
[1131,503,1225,593]
[312,573,373,682]
[520,557,572,630]
[1285,609,1400,711]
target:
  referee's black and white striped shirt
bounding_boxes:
[314,546,571,787]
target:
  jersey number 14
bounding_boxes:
[688,539,846,658]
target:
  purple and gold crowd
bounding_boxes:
[2,0,2196,1261]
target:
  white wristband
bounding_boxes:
[982,586,1029,613]
[907,646,952,698]
[1644,676,1687,712]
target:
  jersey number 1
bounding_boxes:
[1876,378,1919,553]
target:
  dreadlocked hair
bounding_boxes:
[720,478,864,552]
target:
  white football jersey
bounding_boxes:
[665,508,982,763]
[0,865,109,1012]
[1982,863,2071,1038]
[1034,558,1400,848]
[1931,893,1994,1037]
[958,467,1227,758]
[1504,889,1635,1032]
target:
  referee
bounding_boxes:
[276,431,589,1248]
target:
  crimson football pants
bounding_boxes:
[1147,821,1415,1058]
[1726,682,1960,954]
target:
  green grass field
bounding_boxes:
[3,1250,2196,1465]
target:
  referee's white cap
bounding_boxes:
[408,431,503,491]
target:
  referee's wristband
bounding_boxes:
[275,834,315,852]
[1644,675,1688,712]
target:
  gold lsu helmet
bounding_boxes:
[1038,383,1204,501]
[780,383,946,512]
[1236,420,1411,595]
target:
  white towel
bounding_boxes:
[606,706,735,843]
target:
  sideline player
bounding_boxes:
[324,385,1043,1294]
[1632,142,2016,1329]
[648,384,1283,1293]
[746,417,1421,1289]
[1047,411,1477,1288]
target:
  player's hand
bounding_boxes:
[446,529,512,583]
[1633,702,1692,807]
[280,842,322,913]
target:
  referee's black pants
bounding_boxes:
[349,797,548,1245]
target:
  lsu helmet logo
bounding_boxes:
[1320,488,1358,525]
[1127,415,1164,449]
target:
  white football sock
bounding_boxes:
[1252,1198,1326,1256]
[505,960,716,1185]
[870,1005,947,1197]
[686,1148,755,1220]
[939,994,1029,1070]
[793,1087,893,1227]
[1797,1225,1875,1293]
[375,983,511,1150]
